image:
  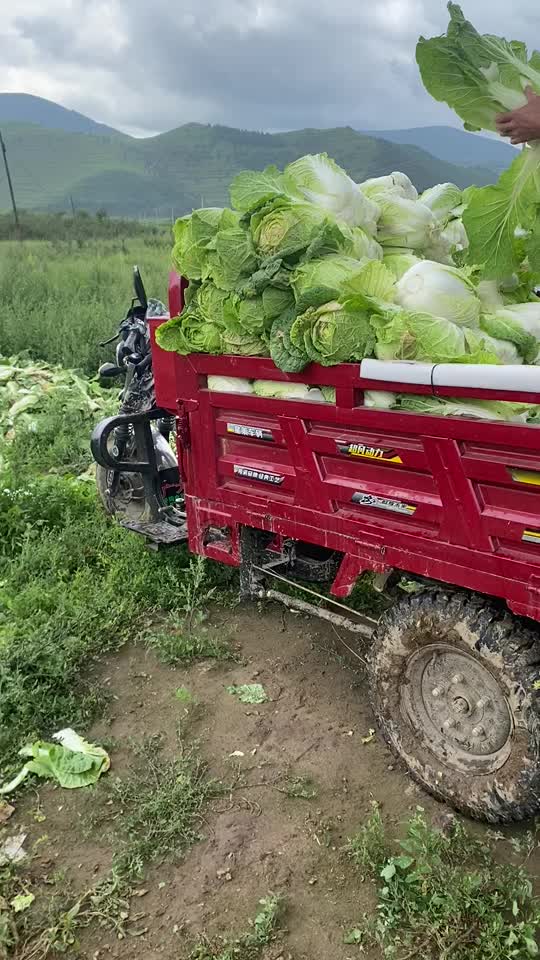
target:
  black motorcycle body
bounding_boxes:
[91,268,186,543]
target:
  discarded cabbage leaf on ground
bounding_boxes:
[0,729,110,794]
[0,355,116,444]
[10,893,35,913]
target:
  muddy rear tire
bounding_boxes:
[368,590,540,823]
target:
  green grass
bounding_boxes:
[106,735,221,876]
[189,894,284,960]
[0,210,169,242]
[346,806,540,958]
[0,363,234,779]
[144,624,235,665]
[0,843,134,956]
[0,234,170,373]
[0,470,190,776]
[142,555,237,665]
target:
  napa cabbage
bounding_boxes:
[207,226,258,291]
[172,208,226,279]
[195,282,233,326]
[269,309,308,373]
[398,395,532,422]
[342,226,383,262]
[0,730,110,794]
[156,312,223,355]
[251,200,329,258]
[395,260,481,326]
[371,309,498,364]
[359,172,418,202]
[291,256,369,312]
[419,183,462,223]
[440,218,469,251]
[262,285,295,321]
[364,391,397,409]
[290,301,374,366]
[207,376,254,393]
[376,196,437,251]
[341,260,397,302]
[230,165,287,213]
[252,380,316,400]
[478,280,505,311]
[473,332,523,365]
[480,302,540,361]
[383,251,422,280]
[283,153,380,233]
[237,297,268,336]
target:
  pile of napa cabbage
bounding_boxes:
[156,4,540,421]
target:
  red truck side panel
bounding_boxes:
[147,285,540,624]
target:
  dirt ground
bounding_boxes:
[8,602,540,959]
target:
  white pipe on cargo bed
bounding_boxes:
[361,359,435,385]
[361,359,540,393]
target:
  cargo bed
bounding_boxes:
[148,277,540,623]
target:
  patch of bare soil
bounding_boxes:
[9,603,540,959]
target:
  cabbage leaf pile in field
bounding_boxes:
[0,356,116,472]
[156,4,540,422]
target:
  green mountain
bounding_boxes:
[0,92,119,137]
[0,121,496,219]
[365,125,516,175]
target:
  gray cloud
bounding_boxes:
[1,0,539,136]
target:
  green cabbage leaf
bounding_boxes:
[0,729,110,794]
[417,3,540,133]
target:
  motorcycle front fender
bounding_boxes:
[91,409,177,474]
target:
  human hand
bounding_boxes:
[496,87,540,144]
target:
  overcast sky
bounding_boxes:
[1,1,539,137]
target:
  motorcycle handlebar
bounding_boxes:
[99,332,119,347]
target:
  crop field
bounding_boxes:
[1,216,540,960]
[0,215,170,375]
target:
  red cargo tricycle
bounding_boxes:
[91,268,540,824]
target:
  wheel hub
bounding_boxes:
[402,644,513,774]
[106,469,145,515]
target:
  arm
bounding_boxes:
[496,87,540,144]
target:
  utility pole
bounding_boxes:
[0,129,20,236]
[70,194,76,216]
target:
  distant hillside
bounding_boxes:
[0,93,119,137]
[0,121,495,219]
[365,125,516,175]
[0,124,195,218]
